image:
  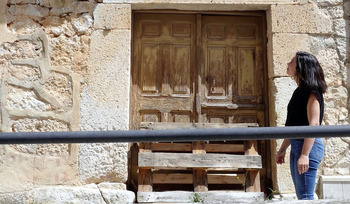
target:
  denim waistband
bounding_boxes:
[290,138,323,143]
[290,138,323,156]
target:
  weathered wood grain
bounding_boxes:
[192,141,208,192]
[244,140,261,192]
[139,152,262,169]
[138,142,153,192]
[132,13,267,195]
[152,173,245,184]
[140,122,258,130]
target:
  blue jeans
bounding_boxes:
[290,138,324,200]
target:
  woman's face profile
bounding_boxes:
[287,56,297,78]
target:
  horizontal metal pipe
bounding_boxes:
[0,125,350,144]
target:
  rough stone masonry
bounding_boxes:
[0,0,349,203]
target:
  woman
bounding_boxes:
[275,51,327,200]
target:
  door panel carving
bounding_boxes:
[132,13,196,128]
[238,48,256,96]
[133,12,266,141]
[171,45,191,95]
[207,47,226,96]
[201,15,264,106]
[141,44,160,93]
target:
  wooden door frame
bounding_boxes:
[129,10,271,194]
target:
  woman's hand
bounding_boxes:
[297,154,309,174]
[275,149,286,164]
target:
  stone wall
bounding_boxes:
[79,3,131,185]
[269,0,350,195]
[0,0,90,192]
[0,0,133,202]
[0,0,348,202]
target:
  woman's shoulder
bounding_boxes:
[299,86,322,94]
[301,87,324,103]
[311,89,324,103]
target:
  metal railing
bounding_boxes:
[0,125,350,144]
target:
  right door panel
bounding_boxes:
[201,15,265,109]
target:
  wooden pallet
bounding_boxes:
[137,123,262,203]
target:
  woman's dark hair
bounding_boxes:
[295,51,327,93]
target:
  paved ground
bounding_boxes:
[266,199,350,204]
[149,199,350,204]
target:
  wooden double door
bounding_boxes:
[130,12,269,192]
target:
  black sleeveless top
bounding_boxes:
[285,87,324,126]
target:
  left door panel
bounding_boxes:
[131,13,197,129]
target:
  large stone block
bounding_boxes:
[326,5,344,19]
[0,191,26,204]
[97,182,127,190]
[9,0,36,4]
[8,15,42,34]
[9,4,49,18]
[324,86,348,125]
[79,29,131,183]
[331,151,350,174]
[0,0,15,44]
[324,166,350,175]
[82,29,131,131]
[88,29,131,68]
[85,29,131,103]
[316,0,343,7]
[100,190,135,204]
[0,146,79,193]
[78,143,128,183]
[320,176,350,199]
[336,38,347,62]
[348,66,350,89]
[325,86,348,108]
[80,88,129,132]
[26,184,106,204]
[309,36,336,55]
[49,1,95,15]
[269,77,297,127]
[316,49,341,87]
[324,137,349,167]
[269,33,310,79]
[94,4,131,30]
[271,3,332,34]
[323,106,348,126]
[0,184,135,204]
[98,183,135,204]
[333,19,347,37]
